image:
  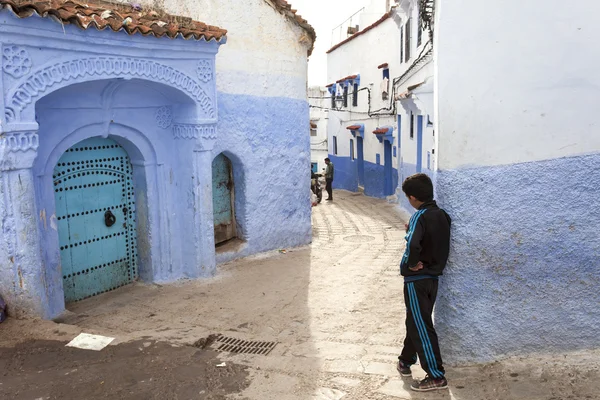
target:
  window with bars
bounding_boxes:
[400,28,404,64]
[333,136,338,155]
[405,18,411,62]
[352,83,358,107]
[343,85,348,108]
[417,9,422,46]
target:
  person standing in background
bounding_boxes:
[324,158,334,201]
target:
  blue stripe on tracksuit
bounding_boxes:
[407,282,444,378]
[400,209,426,270]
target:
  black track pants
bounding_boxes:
[399,279,445,379]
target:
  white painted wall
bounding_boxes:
[309,86,329,172]
[435,0,600,170]
[327,15,399,168]
[392,0,435,176]
[326,0,434,177]
[129,0,310,100]
[360,0,390,26]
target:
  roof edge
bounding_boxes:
[267,0,316,56]
[0,0,227,43]
[327,11,392,54]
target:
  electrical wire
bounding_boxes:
[308,41,433,118]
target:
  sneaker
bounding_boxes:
[396,360,412,377]
[410,376,449,392]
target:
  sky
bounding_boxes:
[290,0,368,86]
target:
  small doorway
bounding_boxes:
[54,137,138,303]
[384,140,393,196]
[212,153,237,245]
[357,136,365,187]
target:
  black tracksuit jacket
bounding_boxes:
[400,200,451,280]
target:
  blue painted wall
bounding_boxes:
[214,93,312,263]
[0,11,311,318]
[435,153,600,364]
[328,154,398,199]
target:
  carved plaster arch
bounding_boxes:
[5,57,215,123]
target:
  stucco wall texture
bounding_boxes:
[214,93,312,264]
[111,0,313,264]
[0,0,313,318]
[435,153,600,364]
[434,0,600,363]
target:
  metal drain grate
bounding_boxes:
[213,335,277,356]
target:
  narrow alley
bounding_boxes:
[0,193,598,400]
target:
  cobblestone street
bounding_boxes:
[1,191,598,399]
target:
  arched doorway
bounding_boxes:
[212,153,237,245]
[53,137,138,302]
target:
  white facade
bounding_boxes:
[391,0,436,210]
[309,86,329,174]
[325,0,434,202]
[435,0,600,169]
[433,0,600,364]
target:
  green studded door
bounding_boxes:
[53,137,138,302]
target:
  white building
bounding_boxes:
[325,0,434,203]
[0,0,316,319]
[116,0,317,268]
[433,0,600,364]
[309,86,329,174]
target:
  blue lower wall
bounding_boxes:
[328,154,398,199]
[435,153,600,364]
[328,154,358,193]
[398,162,435,212]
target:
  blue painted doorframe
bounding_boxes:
[416,115,424,173]
[384,141,393,196]
[357,136,365,187]
[54,137,138,302]
[212,154,237,245]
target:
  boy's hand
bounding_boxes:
[404,223,409,231]
[409,261,424,272]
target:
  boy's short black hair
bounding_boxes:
[325,158,331,162]
[402,173,434,202]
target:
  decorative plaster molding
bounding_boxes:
[155,106,173,129]
[197,59,213,83]
[172,124,216,140]
[0,131,39,152]
[5,57,215,123]
[3,46,32,78]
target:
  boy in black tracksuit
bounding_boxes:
[397,173,451,392]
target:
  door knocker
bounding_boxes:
[104,210,117,227]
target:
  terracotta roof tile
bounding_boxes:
[310,122,317,129]
[0,0,227,42]
[346,125,361,130]
[378,63,389,69]
[269,0,316,56]
[373,128,390,134]
[327,12,391,54]
[336,75,358,84]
